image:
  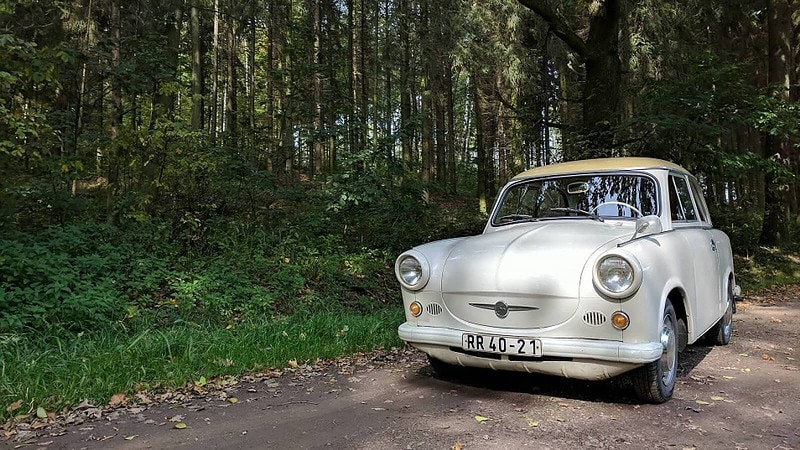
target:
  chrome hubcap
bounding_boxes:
[659,316,677,387]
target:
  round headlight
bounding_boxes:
[395,251,430,290]
[399,256,422,286]
[593,254,641,298]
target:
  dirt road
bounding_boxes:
[5,287,799,450]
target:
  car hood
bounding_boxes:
[438,220,631,329]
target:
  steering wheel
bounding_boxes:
[589,201,642,218]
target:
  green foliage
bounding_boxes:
[734,247,800,292]
[0,308,404,421]
[0,31,69,159]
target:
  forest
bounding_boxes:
[1,0,799,418]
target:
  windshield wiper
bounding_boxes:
[549,207,605,222]
[496,214,539,224]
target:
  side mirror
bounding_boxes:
[631,215,663,240]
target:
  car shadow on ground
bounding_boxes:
[411,345,713,405]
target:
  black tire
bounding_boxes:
[706,283,734,345]
[631,300,679,403]
[676,317,688,353]
[428,356,460,379]
[428,355,463,379]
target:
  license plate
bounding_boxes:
[461,334,542,356]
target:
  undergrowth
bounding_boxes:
[0,309,403,419]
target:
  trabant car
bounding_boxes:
[395,157,738,403]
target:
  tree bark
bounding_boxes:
[399,0,413,174]
[211,0,220,136]
[107,0,122,219]
[225,13,238,140]
[474,79,488,214]
[312,0,323,176]
[760,0,793,246]
[191,4,204,130]
[445,60,456,193]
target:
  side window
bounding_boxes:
[669,175,698,222]
[689,177,711,224]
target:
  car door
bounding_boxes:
[668,173,721,336]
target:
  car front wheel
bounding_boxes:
[631,300,678,403]
[428,356,460,379]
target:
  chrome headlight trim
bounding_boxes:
[593,252,642,299]
[395,250,431,291]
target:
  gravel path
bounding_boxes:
[4,286,799,450]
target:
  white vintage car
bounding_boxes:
[395,157,738,403]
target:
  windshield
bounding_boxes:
[492,173,659,225]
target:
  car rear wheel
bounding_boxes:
[707,283,734,345]
[631,300,678,403]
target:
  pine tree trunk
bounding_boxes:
[107,0,122,220]
[760,0,792,245]
[312,0,323,175]
[190,4,204,130]
[211,0,220,136]
[446,61,456,193]
[474,79,488,214]
[399,0,412,174]
[226,15,238,140]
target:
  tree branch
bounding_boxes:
[517,0,588,59]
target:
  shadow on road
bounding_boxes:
[406,345,713,405]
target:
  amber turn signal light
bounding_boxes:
[409,301,423,317]
[611,311,630,330]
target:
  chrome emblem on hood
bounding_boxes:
[494,301,509,318]
[469,302,539,319]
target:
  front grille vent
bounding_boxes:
[426,303,443,316]
[583,311,607,326]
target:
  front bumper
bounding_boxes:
[399,323,663,379]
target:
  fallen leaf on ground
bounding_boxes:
[196,376,207,386]
[124,435,138,441]
[228,397,239,404]
[474,415,490,423]
[5,400,22,413]
[528,420,539,427]
[109,393,127,406]
[710,396,725,401]
[695,400,710,405]
[173,422,187,429]
[741,368,751,373]
[761,354,774,361]
[36,407,47,419]
[288,359,299,368]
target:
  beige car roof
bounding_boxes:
[512,157,688,180]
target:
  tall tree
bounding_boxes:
[517,0,623,158]
[760,0,793,245]
[190,3,204,130]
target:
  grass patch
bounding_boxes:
[0,309,403,420]
[734,247,800,293]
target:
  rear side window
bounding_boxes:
[669,175,698,222]
[689,177,711,224]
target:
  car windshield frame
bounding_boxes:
[490,171,661,227]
